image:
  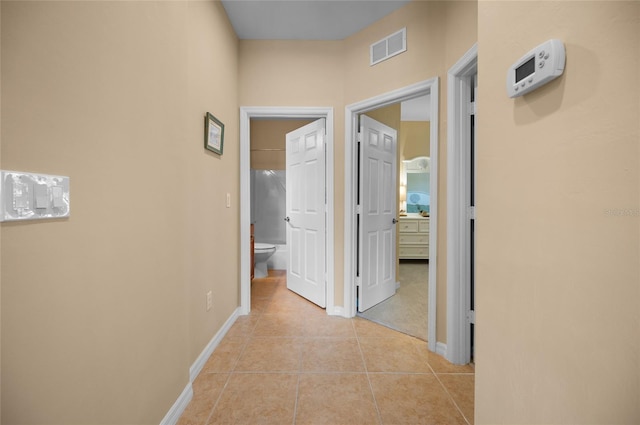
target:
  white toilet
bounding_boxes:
[254,243,276,278]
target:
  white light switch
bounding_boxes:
[35,184,49,209]
[52,186,64,208]
[226,193,231,208]
[12,181,29,209]
[1,171,70,222]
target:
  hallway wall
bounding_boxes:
[1,2,239,423]
[239,0,478,345]
[476,1,640,423]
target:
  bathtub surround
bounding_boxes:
[251,169,288,275]
[250,169,286,245]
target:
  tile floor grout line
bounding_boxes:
[353,318,384,425]
[178,273,474,424]
[292,318,306,425]
[202,371,233,425]
[229,370,370,375]
[431,369,472,425]
[292,373,301,425]
[202,295,262,425]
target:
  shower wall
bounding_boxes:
[251,169,286,244]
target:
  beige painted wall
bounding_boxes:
[250,119,313,170]
[240,1,478,344]
[1,1,238,423]
[185,0,240,376]
[0,2,3,420]
[0,0,481,422]
[342,0,477,342]
[476,1,640,423]
[239,39,346,304]
[365,103,401,130]
[401,121,430,160]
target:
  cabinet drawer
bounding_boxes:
[399,234,429,245]
[418,220,430,233]
[399,246,430,258]
[399,221,419,232]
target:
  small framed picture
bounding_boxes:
[204,112,224,155]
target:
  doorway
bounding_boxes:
[447,44,477,365]
[344,78,440,352]
[239,107,335,316]
[357,101,431,341]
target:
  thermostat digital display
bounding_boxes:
[507,39,565,98]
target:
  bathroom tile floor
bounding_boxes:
[359,260,429,341]
[177,270,475,425]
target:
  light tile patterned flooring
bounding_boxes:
[178,270,475,425]
[359,260,429,341]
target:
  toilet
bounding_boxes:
[254,243,276,278]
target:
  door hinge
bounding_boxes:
[356,204,362,215]
[467,101,476,116]
[357,132,363,142]
[355,276,361,287]
[466,206,476,220]
[467,310,475,324]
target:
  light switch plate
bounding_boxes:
[0,171,70,222]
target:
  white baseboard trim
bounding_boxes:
[159,382,193,425]
[436,341,447,357]
[328,305,346,317]
[189,307,241,382]
[162,307,241,424]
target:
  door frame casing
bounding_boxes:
[239,107,335,316]
[344,78,439,352]
[447,44,477,365]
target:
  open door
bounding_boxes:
[358,115,397,312]
[285,119,326,308]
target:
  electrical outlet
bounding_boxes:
[206,291,212,311]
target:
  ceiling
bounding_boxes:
[221,0,411,41]
[222,0,429,121]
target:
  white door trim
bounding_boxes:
[446,44,477,365]
[344,78,439,352]
[239,107,335,316]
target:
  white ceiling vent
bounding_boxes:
[370,28,407,66]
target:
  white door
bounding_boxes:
[358,115,397,312]
[468,75,477,359]
[286,119,326,308]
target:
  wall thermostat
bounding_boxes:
[507,39,565,98]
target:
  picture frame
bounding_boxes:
[204,112,224,155]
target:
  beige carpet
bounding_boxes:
[358,260,429,341]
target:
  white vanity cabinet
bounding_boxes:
[398,216,429,259]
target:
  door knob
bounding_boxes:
[392,218,398,224]
[284,217,290,222]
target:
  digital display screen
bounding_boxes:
[515,57,535,83]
